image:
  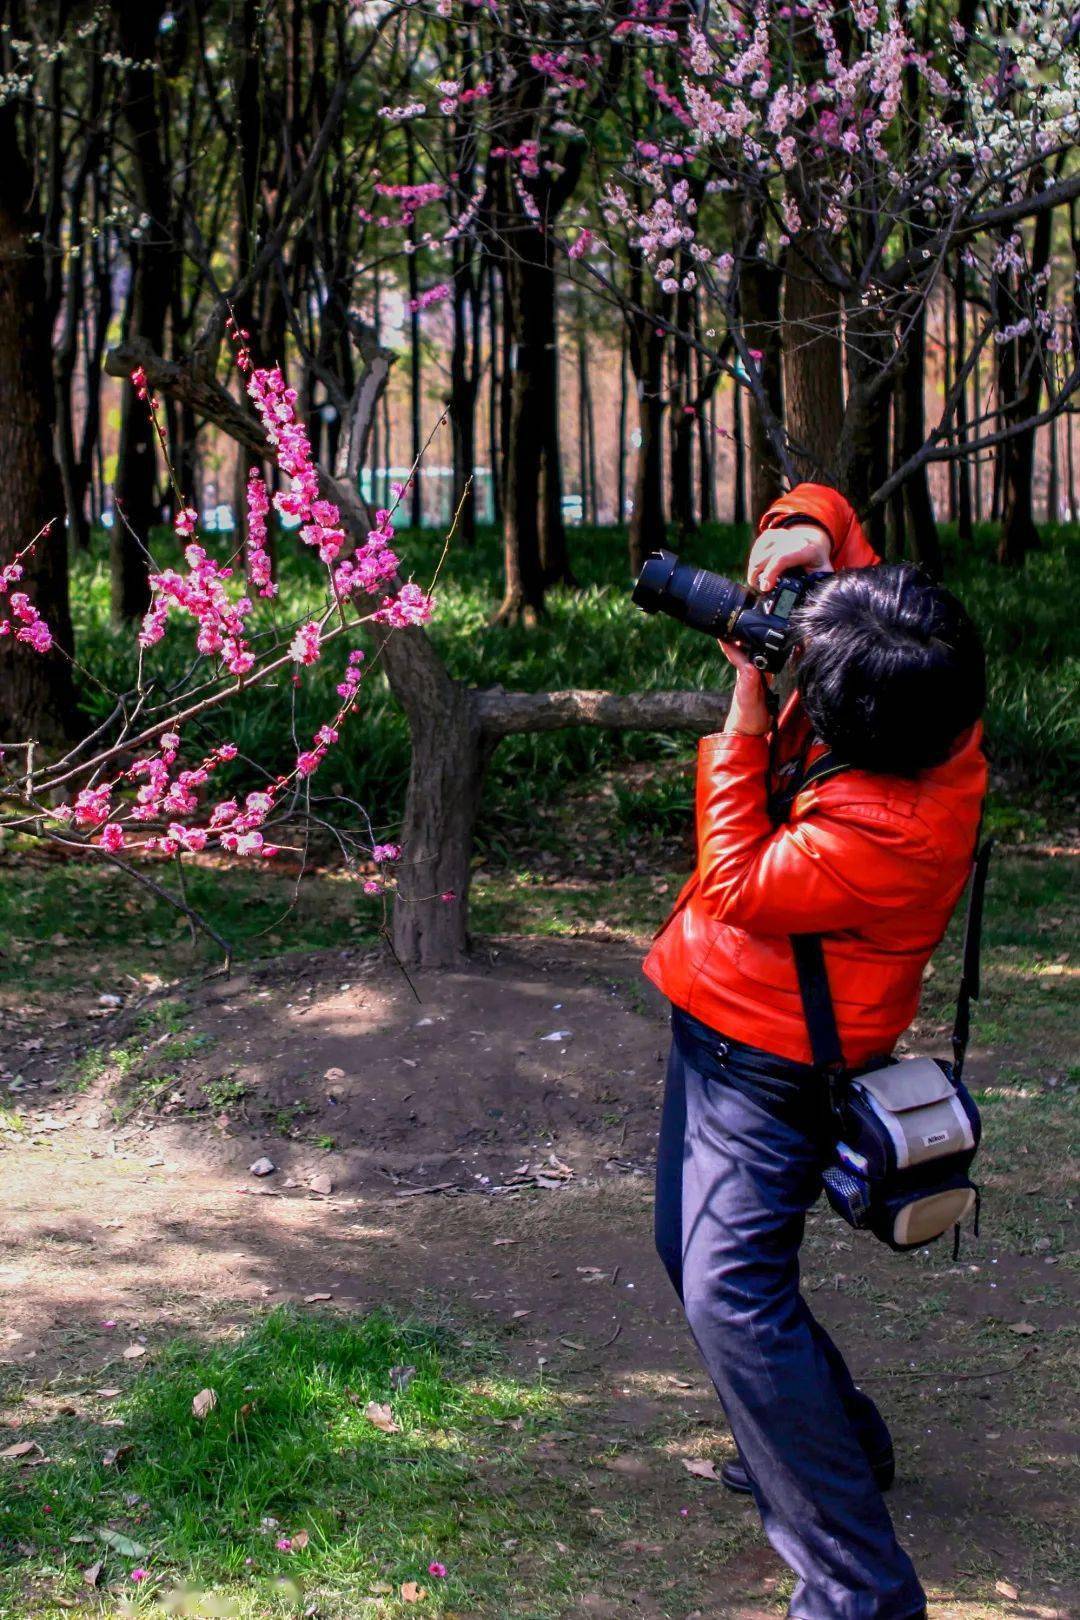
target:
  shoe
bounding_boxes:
[720,1446,896,1496]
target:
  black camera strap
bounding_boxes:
[951,836,994,1082]
[791,837,993,1089]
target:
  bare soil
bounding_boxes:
[2,937,1076,1618]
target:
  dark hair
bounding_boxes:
[793,563,986,777]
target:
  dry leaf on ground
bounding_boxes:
[364,1401,400,1434]
[192,1388,218,1419]
[401,1581,427,1603]
[681,1457,719,1480]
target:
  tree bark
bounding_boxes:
[732,380,747,527]
[0,107,78,743]
[668,280,696,538]
[996,200,1053,564]
[782,243,844,485]
[953,268,974,541]
[628,329,667,574]
[112,0,175,622]
[896,304,943,575]
[739,257,785,524]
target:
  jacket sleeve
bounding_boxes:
[757,481,879,572]
[694,733,940,933]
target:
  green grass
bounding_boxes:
[0,1309,586,1619]
[65,518,1080,853]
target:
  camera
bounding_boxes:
[632,550,825,674]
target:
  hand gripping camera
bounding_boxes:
[632,550,825,673]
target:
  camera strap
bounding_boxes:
[791,837,993,1090]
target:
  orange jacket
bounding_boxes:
[643,484,987,1065]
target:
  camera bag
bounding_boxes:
[790,807,992,1257]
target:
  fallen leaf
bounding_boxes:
[304,1292,333,1303]
[97,1528,147,1558]
[401,1581,427,1603]
[94,1388,122,1399]
[681,1457,719,1480]
[122,1344,147,1360]
[369,1582,392,1595]
[291,1529,310,1550]
[995,1581,1020,1601]
[1007,1321,1038,1335]
[559,1337,587,1351]
[324,1067,345,1082]
[82,1561,104,1588]
[192,1388,218,1420]
[493,1237,519,1246]
[101,1444,133,1468]
[364,1401,400,1434]
[1,1441,39,1460]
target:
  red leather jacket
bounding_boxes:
[643,484,987,1066]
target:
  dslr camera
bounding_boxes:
[632,550,825,674]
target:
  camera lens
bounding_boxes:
[633,551,751,637]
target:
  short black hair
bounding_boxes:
[792,563,986,777]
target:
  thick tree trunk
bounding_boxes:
[838,299,892,551]
[0,112,78,743]
[494,253,547,624]
[390,675,492,967]
[782,245,844,485]
[739,258,785,524]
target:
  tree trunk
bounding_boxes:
[668,281,696,537]
[838,298,892,551]
[616,324,628,525]
[628,314,667,576]
[112,0,174,622]
[494,255,545,622]
[782,244,844,485]
[739,258,785,524]
[732,380,747,527]
[0,110,78,743]
[897,304,943,575]
[996,201,1053,564]
[954,269,973,541]
[698,347,717,525]
[534,255,571,586]
[489,254,504,528]
[390,675,492,967]
[448,244,479,544]
[1046,419,1059,524]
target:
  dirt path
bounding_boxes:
[2,939,1075,1618]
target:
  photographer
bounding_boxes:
[646,484,987,1620]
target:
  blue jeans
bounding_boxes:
[656,1006,925,1620]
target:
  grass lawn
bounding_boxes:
[0,1311,586,1619]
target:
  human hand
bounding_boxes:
[746,521,834,592]
[720,642,771,737]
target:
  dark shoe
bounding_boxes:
[720,1447,896,1496]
